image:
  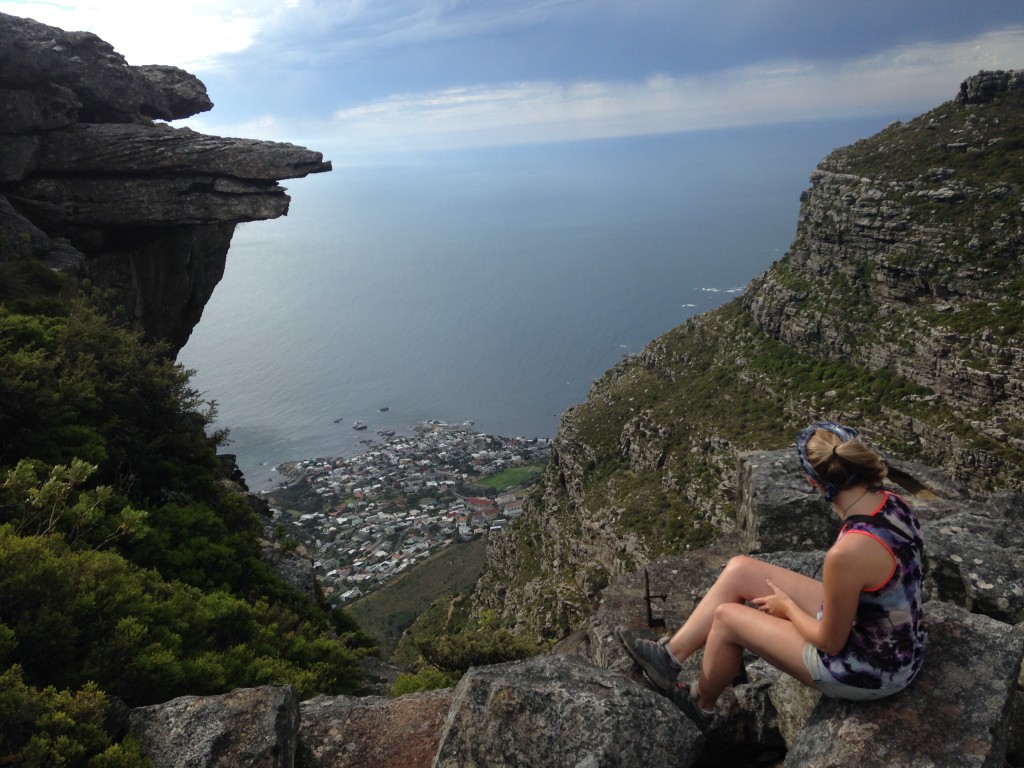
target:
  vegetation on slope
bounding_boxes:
[347,538,489,659]
[389,596,544,694]
[0,268,374,765]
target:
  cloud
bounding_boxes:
[0,0,581,74]
[5,1,1022,159]
[246,27,1022,157]
[285,0,576,49]
[0,0,272,67]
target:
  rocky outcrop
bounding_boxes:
[0,12,330,351]
[434,654,701,768]
[121,453,1024,767]
[958,69,1024,104]
[742,71,1024,479]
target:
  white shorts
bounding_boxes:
[802,642,906,701]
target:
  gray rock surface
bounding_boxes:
[737,449,834,553]
[784,602,1024,768]
[433,654,702,768]
[957,69,1024,104]
[0,12,211,122]
[924,505,1024,624]
[128,685,299,768]
[299,691,453,768]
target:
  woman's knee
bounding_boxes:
[718,556,768,591]
[720,555,754,581]
[711,601,750,631]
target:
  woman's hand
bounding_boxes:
[751,578,795,620]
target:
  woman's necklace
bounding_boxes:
[839,488,871,518]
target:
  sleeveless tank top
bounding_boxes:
[816,491,926,690]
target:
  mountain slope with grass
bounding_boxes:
[469,70,1024,641]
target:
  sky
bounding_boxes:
[3,1,1024,163]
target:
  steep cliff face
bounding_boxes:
[472,70,1024,639]
[746,69,1024,465]
[0,12,330,351]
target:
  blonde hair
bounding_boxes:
[805,428,887,488]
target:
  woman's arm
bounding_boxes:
[752,537,892,654]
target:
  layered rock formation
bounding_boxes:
[744,70,1024,466]
[0,12,330,351]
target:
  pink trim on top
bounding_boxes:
[837,492,899,592]
[862,490,890,516]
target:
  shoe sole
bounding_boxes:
[616,626,676,692]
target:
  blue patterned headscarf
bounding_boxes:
[796,421,861,502]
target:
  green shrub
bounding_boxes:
[0,665,152,768]
[0,525,364,706]
[0,303,222,503]
[390,667,457,695]
[410,610,542,676]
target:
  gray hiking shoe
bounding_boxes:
[670,682,713,733]
[616,625,679,692]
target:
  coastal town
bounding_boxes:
[262,421,551,606]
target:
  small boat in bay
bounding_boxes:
[353,421,367,430]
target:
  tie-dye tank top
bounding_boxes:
[815,491,926,690]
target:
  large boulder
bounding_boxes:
[128,685,299,768]
[784,601,1024,768]
[736,450,833,553]
[0,12,211,123]
[433,654,702,768]
[922,491,1024,624]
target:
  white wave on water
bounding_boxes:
[699,285,747,294]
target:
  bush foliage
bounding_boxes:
[0,295,373,765]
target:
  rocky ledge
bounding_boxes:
[0,12,330,351]
[123,452,1024,767]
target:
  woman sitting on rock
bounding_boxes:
[618,421,926,732]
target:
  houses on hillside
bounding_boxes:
[266,421,549,605]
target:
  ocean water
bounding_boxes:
[177,120,888,490]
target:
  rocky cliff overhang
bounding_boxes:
[0,12,331,351]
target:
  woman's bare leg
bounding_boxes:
[695,602,814,709]
[666,556,824,663]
